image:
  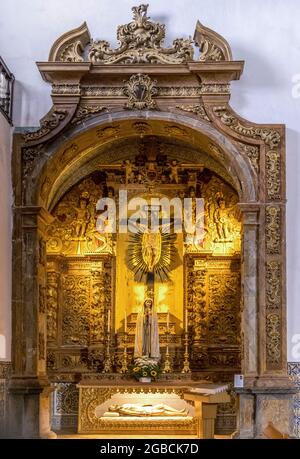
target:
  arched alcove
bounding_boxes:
[9,4,294,439]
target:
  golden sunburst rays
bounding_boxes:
[127,229,176,281]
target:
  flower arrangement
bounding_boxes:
[129,357,161,381]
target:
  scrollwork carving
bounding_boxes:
[48,22,91,62]
[71,104,107,124]
[52,84,81,95]
[194,20,232,61]
[60,41,84,62]
[266,206,281,255]
[213,106,281,149]
[62,275,90,345]
[81,86,203,97]
[237,142,259,173]
[266,261,281,310]
[23,109,68,142]
[187,269,207,342]
[90,268,111,343]
[176,104,210,121]
[88,4,193,65]
[54,383,79,415]
[207,273,240,345]
[266,313,281,366]
[47,351,56,370]
[123,74,157,110]
[266,150,281,200]
[47,271,59,342]
[200,84,230,94]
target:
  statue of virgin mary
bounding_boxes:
[134,298,160,360]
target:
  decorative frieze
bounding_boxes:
[82,86,204,98]
[266,313,281,366]
[200,83,230,94]
[237,142,259,173]
[213,106,281,150]
[266,261,281,310]
[52,84,81,95]
[266,150,281,200]
[265,206,281,255]
[23,109,68,142]
[71,104,107,124]
[176,104,210,121]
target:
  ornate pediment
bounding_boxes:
[194,21,232,62]
[46,4,237,66]
[88,4,194,64]
[49,4,195,64]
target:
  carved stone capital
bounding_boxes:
[238,203,260,225]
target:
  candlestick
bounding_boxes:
[124,309,127,333]
[102,332,113,373]
[120,332,128,374]
[107,309,111,333]
[185,307,188,333]
[162,326,172,374]
[181,332,191,374]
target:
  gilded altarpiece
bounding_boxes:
[9,4,295,439]
[46,177,114,374]
[187,257,241,373]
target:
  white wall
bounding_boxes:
[0,112,12,361]
[0,0,299,361]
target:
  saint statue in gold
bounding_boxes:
[134,298,160,360]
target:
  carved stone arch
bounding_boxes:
[10,4,295,440]
[30,111,257,211]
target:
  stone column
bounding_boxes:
[235,205,259,438]
[8,206,56,438]
[237,204,296,438]
[239,204,260,380]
